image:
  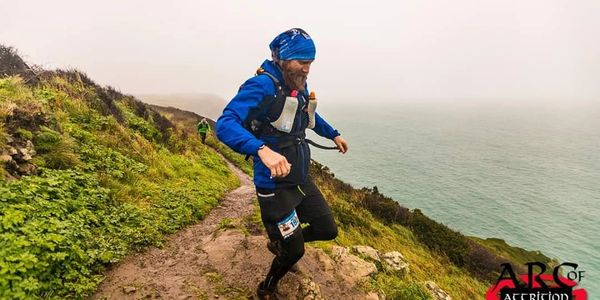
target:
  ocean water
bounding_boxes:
[307,100,599,296]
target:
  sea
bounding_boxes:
[306,99,599,296]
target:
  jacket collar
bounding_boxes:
[260,60,284,83]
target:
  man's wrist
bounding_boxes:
[257,144,267,155]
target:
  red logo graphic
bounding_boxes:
[485,262,587,300]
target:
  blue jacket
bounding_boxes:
[216,60,340,189]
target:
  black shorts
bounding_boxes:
[256,178,332,241]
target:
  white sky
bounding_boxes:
[2,0,599,103]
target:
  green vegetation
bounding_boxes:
[0,72,238,299]
[206,136,253,176]
[471,237,555,268]
[308,161,551,299]
[364,277,432,300]
[150,105,253,176]
[203,270,251,299]
[15,128,32,140]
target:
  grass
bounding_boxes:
[205,135,254,176]
[149,105,254,176]
[470,237,556,268]
[310,166,490,299]
[203,271,251,299]
[0,73,240,299]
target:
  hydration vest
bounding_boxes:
[243,68,311,186]
[243,69,306,137]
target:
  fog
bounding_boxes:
[2,0,599,103]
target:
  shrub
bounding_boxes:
[115,101,162,142]
[33,127,61,153]
[33,127,80,170]
[15,128,32,140]
[464,239,507,280]
[332,200,376,233]
[360,186,411,225]
[0,169,143,298]
[408,209,470,266]
[0,45,38,85]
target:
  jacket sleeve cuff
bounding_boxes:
[330,130,341,139]
[248,139,265,156]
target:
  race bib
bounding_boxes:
[277,210,300,239]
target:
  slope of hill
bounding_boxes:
[136,93,226,121]
[0,46,238,299]
[147,104,252,176]
[0,45,554,299]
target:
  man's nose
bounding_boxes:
[302,64,310,73]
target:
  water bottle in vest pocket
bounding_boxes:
[270,90,299,133]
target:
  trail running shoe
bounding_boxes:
[256,281,278,300]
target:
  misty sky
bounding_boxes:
[2,0,599,103]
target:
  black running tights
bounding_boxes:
[262,213,337,289]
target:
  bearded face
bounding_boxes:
[280,60,313,92]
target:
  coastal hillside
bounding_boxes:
[137,93,226,121]
[0,45,553,299]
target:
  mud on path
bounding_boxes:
[93,158,369,300]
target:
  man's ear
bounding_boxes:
[274,58,284,70]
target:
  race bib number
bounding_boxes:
[277,210,300,239]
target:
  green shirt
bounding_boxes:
[197,121,210,134]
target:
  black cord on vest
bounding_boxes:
[305,139,338,150]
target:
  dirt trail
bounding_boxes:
[93,158,367,300]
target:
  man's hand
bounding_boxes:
[333,136,348,154]
[258,146,292,178]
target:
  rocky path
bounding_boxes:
[93,157,382,300]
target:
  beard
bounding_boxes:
[282,65,307,91]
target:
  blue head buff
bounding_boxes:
[269,28,316,61]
